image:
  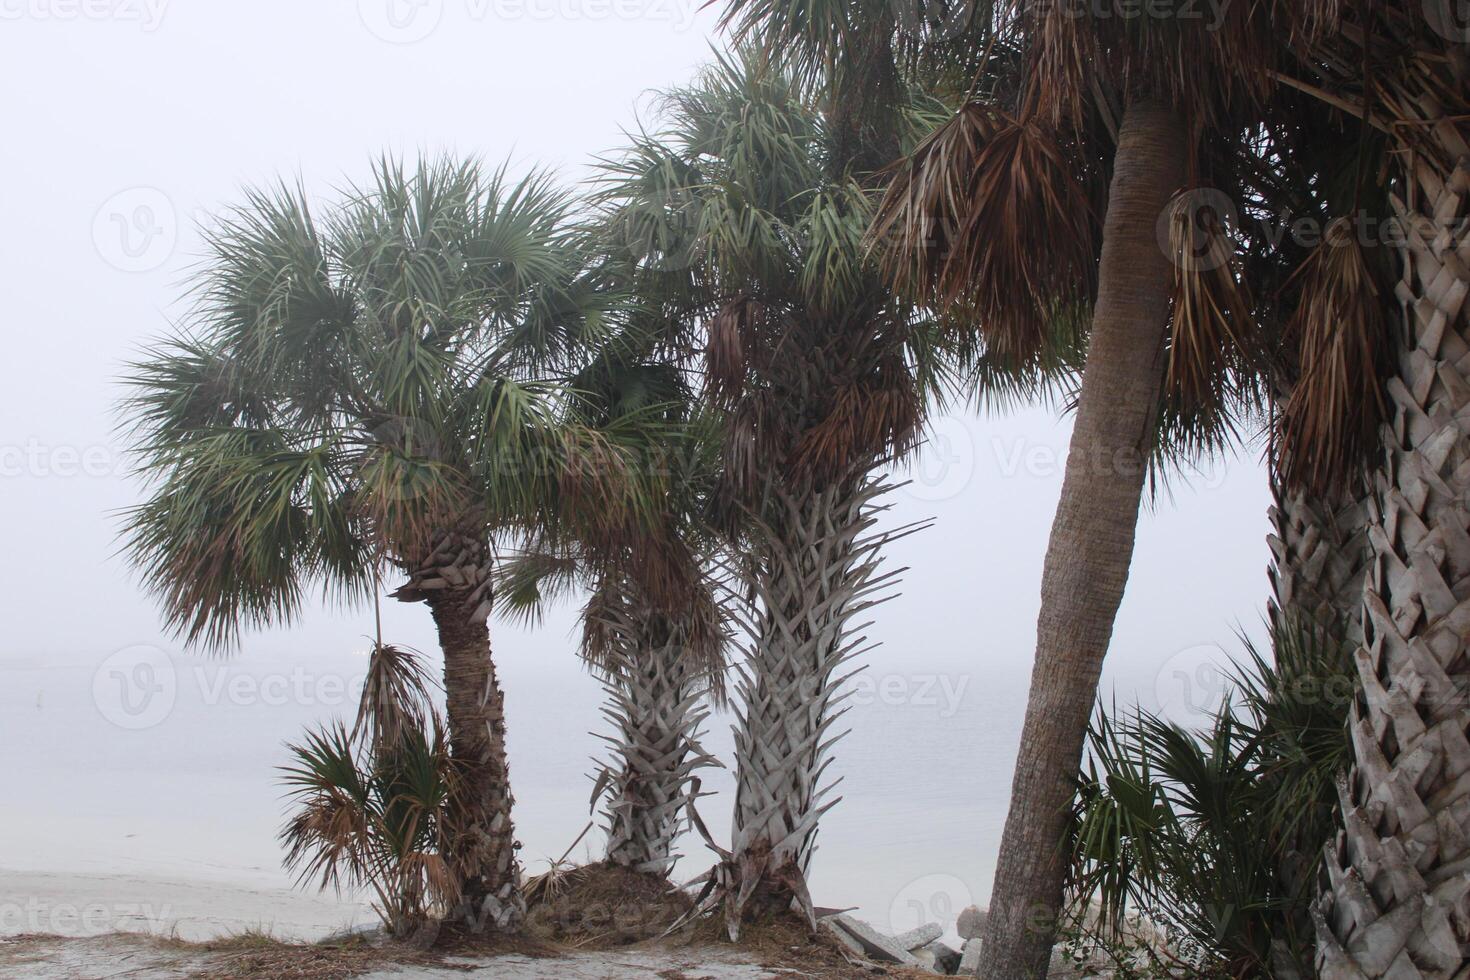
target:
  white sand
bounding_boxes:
[0,934,799,979]
[0,869,372,943]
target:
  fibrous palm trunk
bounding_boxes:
[979,98,1189,980]
[1313,134,1470,978]
[593,608,720,877]
[710,477,896,938]
[397,531,525,932]
[1266,459,1373,977]
[1268,466,1373,653]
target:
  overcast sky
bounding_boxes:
[0,1,1274,907]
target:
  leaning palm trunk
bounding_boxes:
[592,606,721,876]
[980,98,1189,980]
[396,531,525,932]
[1313,133,1470,978]
[701,477,898,938]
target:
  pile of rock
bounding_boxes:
[817,907,985,976]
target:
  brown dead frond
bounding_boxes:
[1161,188,1258,446]
[870,103,1095,363]
[706,297,754,404]
[352,643,433,750]
[1278,217,1395,492]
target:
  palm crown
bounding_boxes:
[123,157,663,648]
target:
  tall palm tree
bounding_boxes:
[120,158,666,933]
[863,5,1290,973]
[593,52,936,935]
[498,356,732,877]
[1266,9,1470,975]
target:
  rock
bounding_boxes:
[818,917,867,959]
[912,939,962,975]
[958,937,982,976]
[824,914,920,966]
[891,922,943,951]
[956,905,987,941]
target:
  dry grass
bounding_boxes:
[686,908,939,979]
[170,929,442,980]
[524,862,693,948]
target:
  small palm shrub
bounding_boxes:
[1066,625,1355,978]
[280,644,460,939]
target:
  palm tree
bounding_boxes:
[498,356,731,877]
[1265,10,1470,975]
[120,157,666,933]
[862,6,1293,973]
[592,52,935,935]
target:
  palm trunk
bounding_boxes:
[718,476,892,938]
[1266,456,1373,976]
[1267,463,1372,654]
[1313,138,1470,978]
[594,608,719,876]
[978,98,1188,980]
[398,532,525,932]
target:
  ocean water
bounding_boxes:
[0,640,1018,943]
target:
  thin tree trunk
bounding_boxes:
[718,476,894,938]
[979,98,1188,980]
[595,609,719,876]
[1313,138,1470,978]
[399,531,525,933]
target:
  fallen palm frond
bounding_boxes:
[870,102,1095,363]
[1276,216,1394,493]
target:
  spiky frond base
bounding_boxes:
[592,613,722,877]
[1316,160,1470,980]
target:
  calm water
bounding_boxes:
[1,641,1019,942]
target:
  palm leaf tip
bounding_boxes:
[869,103,1096,364]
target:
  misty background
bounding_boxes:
[0,0,1270,939]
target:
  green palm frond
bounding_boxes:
[121,155,676,647]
